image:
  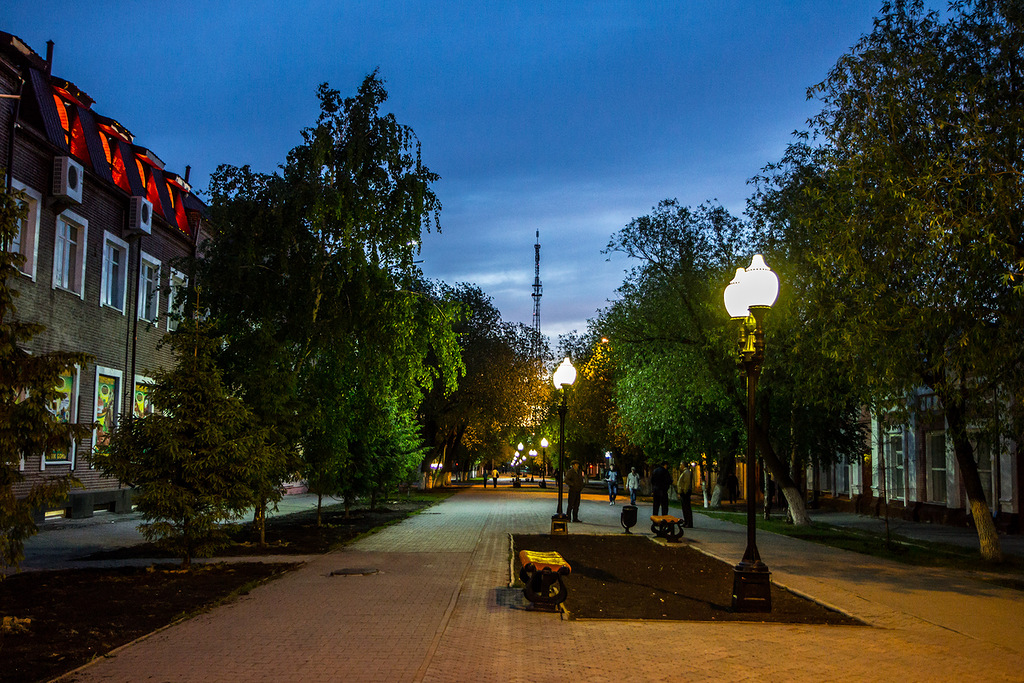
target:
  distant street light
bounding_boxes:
[552,357,576,529]
[540,437,549,487]
[723,253,778,613]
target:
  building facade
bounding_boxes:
[1,32,206,519]
[810,395,1021,533]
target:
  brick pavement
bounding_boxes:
[58,486,1024,682]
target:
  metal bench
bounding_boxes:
[518,550,571,608]
[650,515,684,542]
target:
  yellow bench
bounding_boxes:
[650,515,684,542]
[518,550,571,607]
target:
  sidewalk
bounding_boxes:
[49,486,1024,682]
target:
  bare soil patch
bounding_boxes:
[513,533,862,625]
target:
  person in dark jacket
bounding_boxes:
[565,461,586,522]
[650,461,671,516]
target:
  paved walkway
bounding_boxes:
[43,486,1024,682]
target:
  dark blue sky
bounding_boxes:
[6,1,895,339]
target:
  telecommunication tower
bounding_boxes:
[532,229,543,367]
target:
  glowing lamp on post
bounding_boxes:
[540,437,550,486]
[724,254,778,613]
[552,357,576,532]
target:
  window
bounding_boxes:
[53,210,88,297]
[100,232,129,312]
[886,432,905,500]
[93,367,122,451]
[926,431,947,503]
[8,181,41,280]
[167,269,187,331]
[972,434,994,505]
[44,367,80,468]
[133,376,155,418]
[137,252,160,322]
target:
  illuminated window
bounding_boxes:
[44,366,80,468]
[138,252,160,322]
[53,93,70,145]
[101,231,129,312]
[53,210,88,298]
[93,366,122,451]
[8,181,41,280]
[133,376,156,418]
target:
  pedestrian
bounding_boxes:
[606,465,620,505]
[677,461,695,528]
[492,468,499,488]
[626,466,640,506]
[650,461,671,516]
[565,460,585,522]
[725,472,738,504]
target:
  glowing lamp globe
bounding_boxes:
[552,357,576,388]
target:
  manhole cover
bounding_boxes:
[330,568,379,576]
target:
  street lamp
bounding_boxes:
[723,253,778,612]
[529,449,538,481]
[540,437,549,487]
[552,357,576,533]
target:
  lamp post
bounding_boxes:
[723,253,778,613]
[540,438,549,487]
[552,357,576,525]
[529,449,537,481]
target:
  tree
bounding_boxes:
[93,320,269,568]
[419,283,545,477]
[201,72,461,521]
[753,0,1024,559]
[0,185,91,576]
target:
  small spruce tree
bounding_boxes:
[93,318,268,568]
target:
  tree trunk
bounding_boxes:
[752,422,811,525]
[316,493,323,527]
[943,392,1004,562]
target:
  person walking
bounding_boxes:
[492,468,499,488]
[725,472,739,504]
[566,461,585,522]
[650,461,671,516]
[606,465,620,505]
[626,466,640,506]
[677,461,695,528]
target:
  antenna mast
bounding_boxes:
[532,229,543,367]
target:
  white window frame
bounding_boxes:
[137,251,161,323]
[9,180,41,281]
[925,430,948,504]
[53,209,88,298]
[42,364,81,469]
[92,366,123,453]
[167,268,187,331]
[100,231,130,313]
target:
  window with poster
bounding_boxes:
[93,367,123,452]
[43,366,80,468]
[133,376,155,418]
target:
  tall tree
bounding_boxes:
[753,0,1024,559]
[201,72,460,519]
[0,186,91,576]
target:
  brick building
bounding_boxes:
[1,32,206,519]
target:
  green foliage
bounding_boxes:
[92,320,269,568]
[419,283,545,473]
[201,72,461,515]
[0,185,91,576]
[751,0,1023,557]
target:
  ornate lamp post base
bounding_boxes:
[732,560,772,612]
[550,513,569,535]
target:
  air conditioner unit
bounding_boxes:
[128,196,153,235]
[53,156,84,204]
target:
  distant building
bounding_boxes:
[809,395,1020,534]
[1,31,206,520]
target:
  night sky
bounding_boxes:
[5,1,896,340]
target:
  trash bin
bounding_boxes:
[620,504,638,533]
